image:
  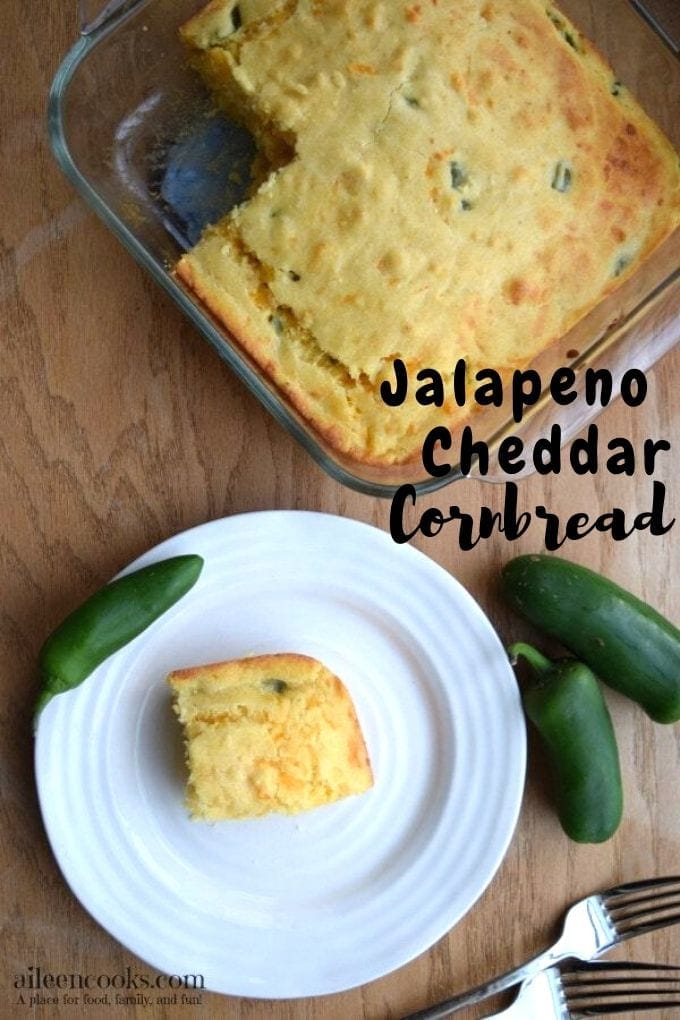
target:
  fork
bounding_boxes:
[482,961,680,1018]
[404,875,680,1019]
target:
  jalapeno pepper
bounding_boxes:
[502,555,680,723]
[35,554,203,726]
[509,642,623,844]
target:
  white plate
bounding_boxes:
[35,511,526,999]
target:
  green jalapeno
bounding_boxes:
[35,554,203,726]
[510,642,623,843]
[502,555,680,724]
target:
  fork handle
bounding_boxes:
[402,946,571,1018]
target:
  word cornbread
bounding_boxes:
[168,653,373,820]
[176,0,679,466]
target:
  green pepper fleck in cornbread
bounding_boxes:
[168,653,373,820]
[176,0,679,466]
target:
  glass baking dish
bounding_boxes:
[49,0,679,496]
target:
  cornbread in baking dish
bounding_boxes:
[168,653,373,820]
[176,0,679,465]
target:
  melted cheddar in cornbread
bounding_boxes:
[176,0,679,465]
[168,653,373,820]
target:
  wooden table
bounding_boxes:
[2,1,679,1017]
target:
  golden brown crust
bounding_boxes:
[168,651,320,685]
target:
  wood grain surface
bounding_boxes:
[2,1,679,1018]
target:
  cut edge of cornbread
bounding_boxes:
[168,652,374,821]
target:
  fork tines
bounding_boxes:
[561,961,680,1016]
[603,875,680,938]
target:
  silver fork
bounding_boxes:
[482,961,680,1018]
[404,875,680,1019]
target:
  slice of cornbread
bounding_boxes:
[168,653,373,820]
[176,0,679,466]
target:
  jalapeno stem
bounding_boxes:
[508,642,553,675]
[34,688,55,720]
